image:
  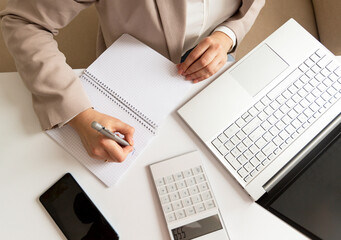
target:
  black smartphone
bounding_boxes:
[39,173,119,240]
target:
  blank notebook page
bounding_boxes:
[47,34,192,187]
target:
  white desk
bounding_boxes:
[3,59,335,240]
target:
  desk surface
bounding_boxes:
[4,56,340,239]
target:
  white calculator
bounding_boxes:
[150,151,230,240]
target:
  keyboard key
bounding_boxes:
[244,162,253,172]
[189,195,201,205]
[189,186,199,195]
[310,53,320,62]
[166,183,177,192]
[326,60,338,72]
[179,189,190,198]
[317,56,331,68]
[176,180,186,189]
[237,168,248,178]
[224,123,239,138]
[198,182,209,192]
[192,166,202,175]
[155,178,165,186]
[250,158,260,167]
[163,204,173,213]
[172,201,183,210]
[204,200,216,209]
[161,195,170,204]
[195,174,206,183]
[165,175,175,184]
[182,198,192,207]
[169,192,180,201]
[194,203,205,213]
[249,127,265,141]
[262,142,277,156]
[158,186,167,195]
[183,169,193,178]
[236,117,246,128]
[299,63,309,72]
[185,207,195,216]
[186,177,196,186]
[315,49,325,58]
[201,191,212,201]
[175,209,186,219]
[304,58,314,67]
[218,133,228,143]
[174,172,184,181]
[255,137,267,149]
[225,154,241,170]
[236,130,246,140]
[256,151,266,162]
[166,213,176,222]
[237,155,248,165]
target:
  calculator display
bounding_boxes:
[171,214,222,240]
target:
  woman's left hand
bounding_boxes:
[177,31,233,83]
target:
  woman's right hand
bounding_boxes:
[68,108,135,163]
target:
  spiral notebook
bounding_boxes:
[47,34,191,187]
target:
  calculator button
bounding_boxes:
[182,198,192,207]
[160,195,170,204]
[166,213,176,223]
[185,207,196,216]
[189,186,199,195]
[169,192,180,201]
[163,204,173,213]
[183,169,193,177]
[195,174,206,183]
[191,195,202,204]
[176,180,186,189]
[198,182,209,192]
[174,172,183,181]
[204,200,215,209]
[194,203,205,213]
[192,166,202,175]
[179,189,190,198]
[172,201,183,210]
[165,175,174,184]
[185,177,196,186]
[201,191,212,201]
[175,209,186,219]
[166,183,177,192]
[158,186,167,195]
[155,178,165,186]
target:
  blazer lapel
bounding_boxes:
[155,0,186,63]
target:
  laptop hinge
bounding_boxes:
[263,114,341,192]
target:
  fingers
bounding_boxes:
[177,38,211,75]
[101,138,134,163]
[107,119,135,146]
[188,58,226,83]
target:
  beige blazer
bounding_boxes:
[1,0,265,130]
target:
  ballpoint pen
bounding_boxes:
[91,121,131,147]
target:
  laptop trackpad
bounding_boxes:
[230,44,289,97]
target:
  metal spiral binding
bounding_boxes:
[81,74,157,135]
[84,70,157,129]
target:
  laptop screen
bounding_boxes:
[257,121,341,240]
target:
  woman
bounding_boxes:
[1,0,265,162]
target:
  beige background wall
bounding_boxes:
[0,0,98,72]
[1,0,340,72]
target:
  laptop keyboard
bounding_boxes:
[212,49,341,183]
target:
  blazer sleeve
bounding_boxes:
[218,0,265,52]
[0,0,96,130]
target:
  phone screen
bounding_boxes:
[39,173,119,240]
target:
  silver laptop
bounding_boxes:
[178,19,341,200]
